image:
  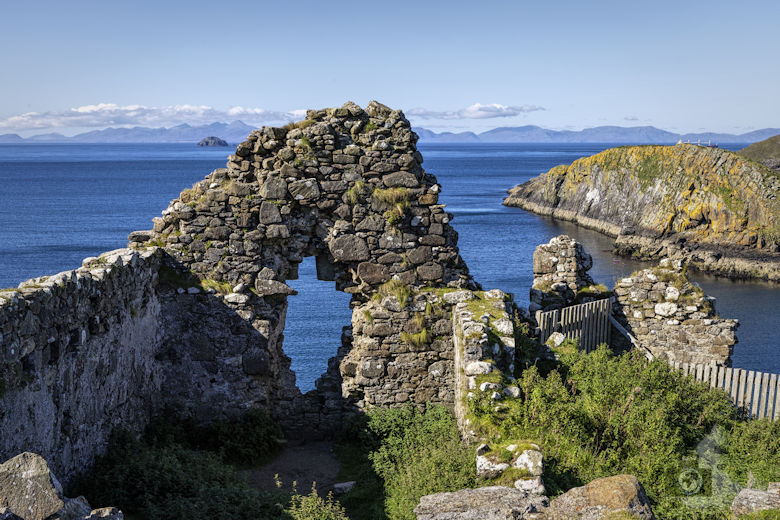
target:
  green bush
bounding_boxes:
[724,418,780,487]
[287,486,349,520]
[143,408,283,466]
[468,346,737,506]
[360,405,475,520]
[69,429,287,519]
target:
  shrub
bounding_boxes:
[143,408,283,466]
[70,409,287,519]
[468,346,736,505]
[364,405,475,520]
[724,418,780,487]
[287,486,349,520]
[69,429,287,520]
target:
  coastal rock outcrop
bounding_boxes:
[739,134,780,172]
[504,144,780,281]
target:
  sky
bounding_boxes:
[1,0,778,136]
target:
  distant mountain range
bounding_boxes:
[0,121,258,144]
[1,122,777,145]
[414,125,780,144]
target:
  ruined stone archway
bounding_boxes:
[130,101,478,435]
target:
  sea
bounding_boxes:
[1,142,778,392]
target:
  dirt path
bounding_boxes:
[240,440,342,496]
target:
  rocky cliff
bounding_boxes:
[504,144,780,281]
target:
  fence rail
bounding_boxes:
[674,362,780,420]
[536,298,612,352]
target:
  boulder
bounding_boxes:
[49,497,92,520]
[260,177,288,199]
[0,452,64,520]
[289,179,320,200]
[357,262,390,285]
[254,279,297,297]
[731,488,780,518]
[382,171,419,188]
[546,474,654,519]
[414,486,548,520]
[545,332,566,348]
[515,476,546,495]
[333,481,356,495]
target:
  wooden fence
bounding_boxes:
[674,362,780,420]
[535,298,612,352]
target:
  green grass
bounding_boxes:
[373,187,411,206]
[400,328,430,348]
[345,181,367,205]
[372,279,412,308]
[739,134,780,164]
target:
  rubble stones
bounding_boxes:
[414,486,549,520]
[731,487,780,517]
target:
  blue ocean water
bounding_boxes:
[0,142,777,391]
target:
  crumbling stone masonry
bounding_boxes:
[0,102,513,481]
[529,235,605,314]
[613,259,738,365]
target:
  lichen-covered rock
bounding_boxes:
[414,486,548,520]
[0,452,64,520]
[504,144,780,281]
[49,496,92,520]
[546,474,654,519]
[513,449,544,477]
[731,487,780,517]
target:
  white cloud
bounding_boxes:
[0,103,298,132]
[623,115,640,121]
[406,102,544,120]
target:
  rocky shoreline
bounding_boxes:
[504,144,780,283]
[506,197,780,282]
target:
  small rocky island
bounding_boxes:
[503,143,780,281]
[197,136,229,147]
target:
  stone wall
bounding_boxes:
[0,249,163,480]
[451,289,517,437]
[529,235,604,314]
[613,259,738,365]
[129,100,477,431]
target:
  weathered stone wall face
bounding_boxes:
[613,259,738,365]
[130,101,477,429]
[529,235,599,313]
[0,249,163,480]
